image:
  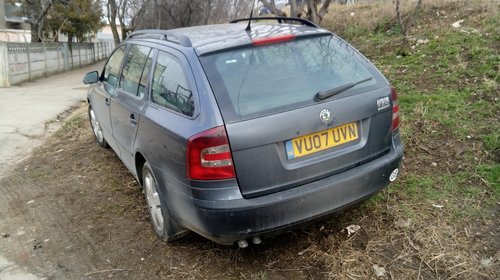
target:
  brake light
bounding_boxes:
[187,126,236,180]
[391,87,400,131]
[252,34,296,45]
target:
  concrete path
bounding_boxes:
[0,63,103,280]
[0,63,103,178]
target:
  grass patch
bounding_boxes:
[392,172,489,219]
[336,0,499,227]
[54,114,85,137]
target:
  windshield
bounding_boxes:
[199,35,379,122]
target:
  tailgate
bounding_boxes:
[226,87,393,198]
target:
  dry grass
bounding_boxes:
[322,0,499,39]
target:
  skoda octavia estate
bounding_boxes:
[83,17,403,246]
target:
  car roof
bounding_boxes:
[127,22,331,55]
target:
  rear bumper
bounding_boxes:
[170,140,403,245]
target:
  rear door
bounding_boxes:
[200,35,393,198]
[110,44,155,172]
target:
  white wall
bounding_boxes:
[0,41,114,87]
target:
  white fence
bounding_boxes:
[0,42,114,87]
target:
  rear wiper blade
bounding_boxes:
[314,77,373,101]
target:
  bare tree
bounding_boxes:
[305,0,332,23]
[395,0,409,50]
[106,0,120,44]
[261,0,333,24]
[117,0,151,39]
[136,0,252,30]
[106,0,151,44]
[20,0,54,42]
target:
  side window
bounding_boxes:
[119,45,153,97]
[151,51,194,117]
[102,45,126,94]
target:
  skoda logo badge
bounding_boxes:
[319,109,332,124]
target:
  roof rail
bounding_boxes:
[126,30,193,47]
[229,16,319,28]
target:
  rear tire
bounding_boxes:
[142,162,189,241]
[88,105,109,148]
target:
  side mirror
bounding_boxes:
[83,71,99,84]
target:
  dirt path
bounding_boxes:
[0,63,103,179]
[0,64,102,280]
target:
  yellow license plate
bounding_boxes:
[285,122,359,159]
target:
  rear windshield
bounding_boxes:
[199,35,379,122]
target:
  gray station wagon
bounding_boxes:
[83,17,403,247]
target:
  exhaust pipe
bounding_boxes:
[237,240,248,248]
[251,237,262,245]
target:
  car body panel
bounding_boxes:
[88,82,120,154]
[110,90,146,172]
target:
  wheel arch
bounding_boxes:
[135,151,147,186]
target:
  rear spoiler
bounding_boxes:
[230,16,319,28]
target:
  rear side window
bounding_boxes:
[150,51,194,117]
[102,45,126,94]
[199,35,378,122]
[119,45,153,98]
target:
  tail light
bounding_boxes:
[391,87,400,131]
[187,126,236,180]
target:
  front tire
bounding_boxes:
[88,105,109,148]
[142,162,189,241]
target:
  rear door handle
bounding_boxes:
[105,97,110,106]
[129,114,137,126]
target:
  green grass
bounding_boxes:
[54,114,85,137]
[348,7,499,222]
[391,172,491,219]
[377,27,498,139]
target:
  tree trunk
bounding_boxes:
[306,0,317,23]
[30,1,52,42]
[68,33,73,53]
[290,0,298,17]
[107,0,121,45]
[395,0,409,50]
[317,0,332,23]
[261,0,286,16]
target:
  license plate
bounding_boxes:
[285,122,359,159]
